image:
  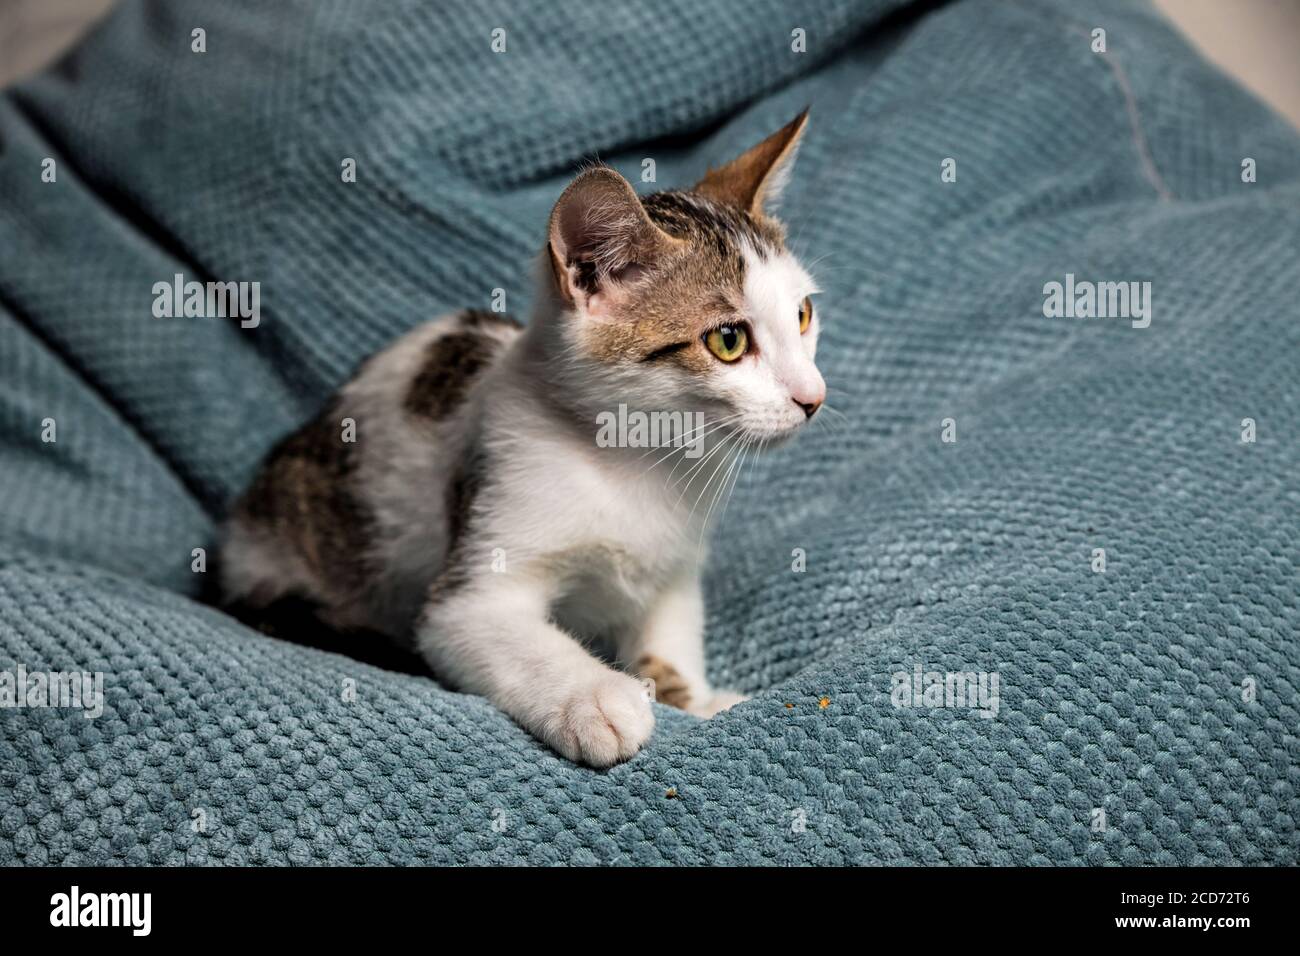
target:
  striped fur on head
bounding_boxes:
[539,111,825,445]
[545,111,810,370]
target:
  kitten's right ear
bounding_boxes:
[693,109,808,215]
[547,167,680,315]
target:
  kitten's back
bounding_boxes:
[219,308,521,636]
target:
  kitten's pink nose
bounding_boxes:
[791,377,826,419]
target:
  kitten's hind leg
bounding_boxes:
[631,573,749,718]
[418,576,655,767]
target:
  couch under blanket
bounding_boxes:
[0,0,1296,865]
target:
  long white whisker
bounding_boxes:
[622,413,747,493]
[637,411,744,466]
[674,426,740,505]
[707,439,751,548]
[684,430,743,523]
[665,416,747,483]
[696,438,745,539]
[815,402,849,437]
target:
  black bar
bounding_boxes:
[0,865,1288,940]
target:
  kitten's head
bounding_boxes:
[541,110,825,444]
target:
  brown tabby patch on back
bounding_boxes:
[578,191,786,369]
[235,403,373,595]
[405,310,520,420]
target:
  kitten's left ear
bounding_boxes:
[547,166,681,313]
[693,108,809,215]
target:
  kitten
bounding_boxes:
[220,111,826,766]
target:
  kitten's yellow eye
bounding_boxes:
[705,325,748,362]
[798,296,813,333]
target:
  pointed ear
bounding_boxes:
[693,108,809,215]
[547,167,680,311]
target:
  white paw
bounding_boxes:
[689,689,750,719]
[551,670,655,768]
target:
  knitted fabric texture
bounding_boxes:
[0,0,1296,864]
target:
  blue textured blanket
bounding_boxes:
[1,0,1296,864]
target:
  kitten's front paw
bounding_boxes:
[689,690,749,719]
[551,671,655,768]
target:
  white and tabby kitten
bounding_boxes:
[220,112,826,766]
